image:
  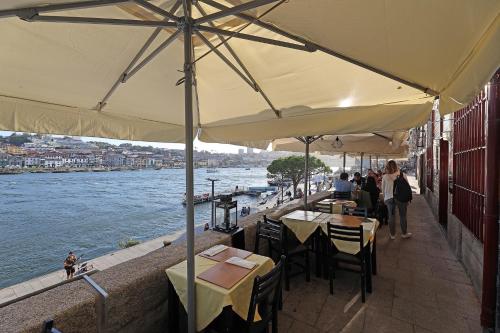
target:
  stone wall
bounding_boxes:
[446,213,484,297]
[421,115,485,302]
[423,156,484,301]
[0,192,329,333]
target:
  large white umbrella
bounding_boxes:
[272,132,409,156]
[0,1,498,331]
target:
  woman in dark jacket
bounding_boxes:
[362,176,381,210]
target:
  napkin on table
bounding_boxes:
[225,257,257,269]
[203,244,228,256]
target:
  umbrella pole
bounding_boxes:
[360,152,364,174]
[183,5,196,333]
[343,152,346,172]
[304,137,309,208]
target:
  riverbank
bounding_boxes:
[0,166,181,175]
[0,168,270,288]
[0,191,296,306]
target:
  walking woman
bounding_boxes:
[382,160,412,239]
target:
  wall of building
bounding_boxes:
[0,192,329,333]
[421,103,485,301]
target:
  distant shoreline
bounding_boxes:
[0,166,265,175]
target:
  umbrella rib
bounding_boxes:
[124,29,182,82]
[194,0,279,25]
[0,0,129,19]
[193,0,293,64]
[134,0,181,22]
[196,26,311,52]
[195,31,257,90]
[194,2,281,118]
[97,0,182,110]
[24,15,178,28]
[371,133,392,141]
[199,0,438,96]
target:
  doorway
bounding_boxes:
[438,139,449,228]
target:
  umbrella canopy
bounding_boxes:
[0,2,497,332]
[0,0,497,144]
[272,131,409,156]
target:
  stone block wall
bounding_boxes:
[0,192,329,333]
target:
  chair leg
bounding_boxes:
[278,288,283,310]
[329,263,333,295]
[285,263,290,291]
[360,264,366,303]
[305,251,310,282]
[272,308,278,333]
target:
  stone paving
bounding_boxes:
[277,192,482,333]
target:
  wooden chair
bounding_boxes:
[313,203,333,214]
[333,191,351,200]
[209,256,286,333]
[281,220,311,291]
[244,255,286,333]
[326,223,367,302]
[342,205,368,217]
[255,216,310,291]
[254,217,283,263]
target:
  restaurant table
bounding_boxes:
[166,249,274,332]
[281,210,378,290]
[315,198,357,214]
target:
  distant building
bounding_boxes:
[6,145,26,155]
[103,153,124,167]
[0,152,8,167]
[43,153,63,168]
[238,148,245,155]
[25,154,41,167]
[247,147,254,154]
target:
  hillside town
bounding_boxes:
[0,133,284,173]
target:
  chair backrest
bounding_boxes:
[326,223,364,255]
[342,206,368,217]
[254,216,283,259]
[246,255,285,331]
[357,190,373,211]
[333,191,351,200]
[314,203,333,214]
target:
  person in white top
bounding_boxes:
[381,160,412,239]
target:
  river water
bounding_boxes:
[0,167,269,288]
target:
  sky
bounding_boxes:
[0,131,265,154]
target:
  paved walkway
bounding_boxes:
[278,191,482,332]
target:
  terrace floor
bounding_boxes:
[278,193,482,333]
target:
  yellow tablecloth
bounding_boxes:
[165,253,274,331]
[281,210,322,243]
[281,210,378,255]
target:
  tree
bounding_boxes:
[267,155,331,197]
[7,133,31,146]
